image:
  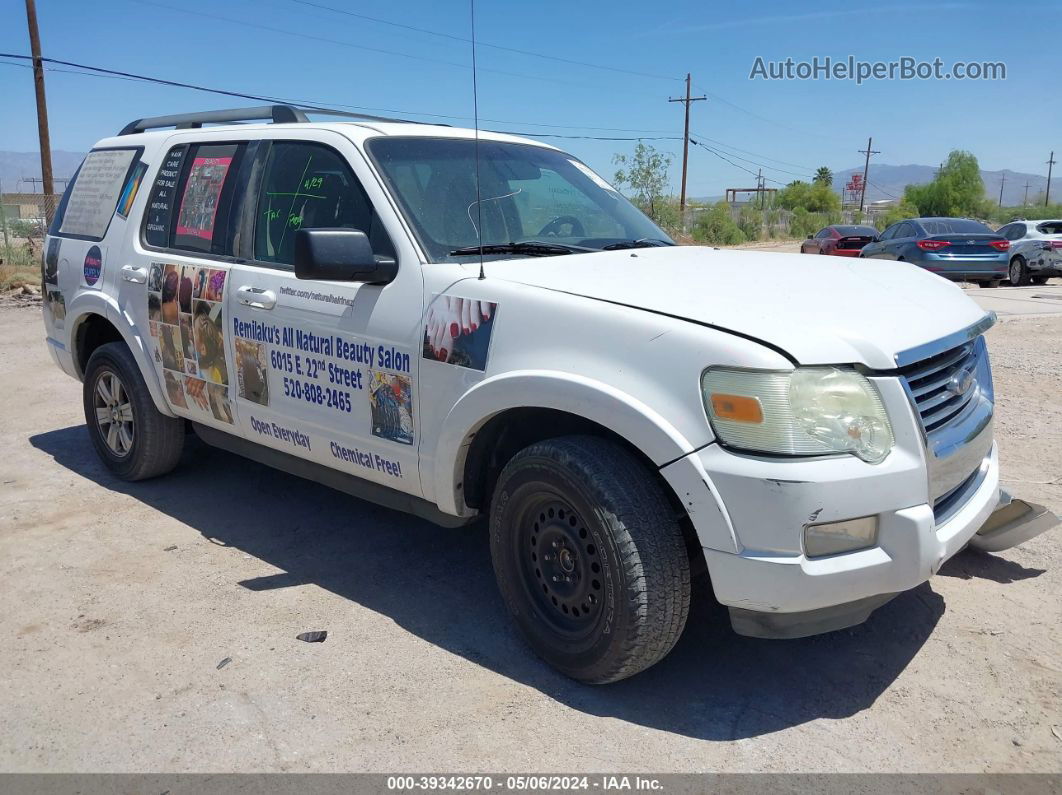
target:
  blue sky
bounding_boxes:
[1,0,1057,196]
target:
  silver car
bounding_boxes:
[996,219,1062,285]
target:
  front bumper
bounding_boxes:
[661,405,1057,639]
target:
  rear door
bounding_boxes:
[226,131,426,498]
[131,134,250,432]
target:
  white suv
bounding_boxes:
[40,106,1056,683]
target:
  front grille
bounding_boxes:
[932,464,985,524]
[898,339,982,433]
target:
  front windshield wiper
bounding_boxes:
[601,238,673,251]
[448,240,594,257]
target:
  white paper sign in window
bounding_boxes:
[59,149,137,239]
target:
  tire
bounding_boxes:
[978,280,1001,288]
[1031,276,1048,285]
[83,341,184,481]
[1009,256,1029,286]
[489,436,690,684]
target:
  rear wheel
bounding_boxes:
[1009,256,1029,286]
[978,280,1001,288]
[489,436,690,684]
[83,342,184,480]
[1031,276,1048,285]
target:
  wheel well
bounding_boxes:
[461,407,706,575]
[75,313,124,376]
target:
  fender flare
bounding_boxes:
[428,369,698,515]
[66,292,175,418]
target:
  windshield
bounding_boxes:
[366,137,672,262]
[920,219,994,235]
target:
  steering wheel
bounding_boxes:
[537,215,586,238]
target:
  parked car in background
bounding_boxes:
[800,225,878,256]
[995,218,1062,286]
[859,217,1009,287]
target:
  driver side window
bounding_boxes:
[253,141,394,267]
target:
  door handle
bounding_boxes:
[236,285,277,310]
[121,264,147,283]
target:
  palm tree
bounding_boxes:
[814,166,833,187]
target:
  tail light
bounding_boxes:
[988,240,1010,251]
[1045,241,1062,250]
[918,239,951,251]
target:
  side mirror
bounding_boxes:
[806,234,813,239]
[293,228,397,284]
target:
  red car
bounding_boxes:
[800,224,878,257]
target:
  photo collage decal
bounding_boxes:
[148,262,233,424]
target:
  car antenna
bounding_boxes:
[470,0,486,280]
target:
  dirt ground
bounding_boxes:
[0,299,1059,774]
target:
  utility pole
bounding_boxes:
[24,0,54,217]
[1047,151,1056,207]
[858,137,879,213]
[756,169,764,209]
[1023,181,1031,207]
[668,73,706,219]
[998,172,1006,207]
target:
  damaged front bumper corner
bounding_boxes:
[968,491,1059,553]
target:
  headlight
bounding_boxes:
[701,367,894,463]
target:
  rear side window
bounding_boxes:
[144,142,245,257]
[1036,221,1062,235]
[52,147,142,240]
[252,141,393,267]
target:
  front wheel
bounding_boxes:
[489,436,691,684]
[83,342,185,480]
[978,280,1001,288]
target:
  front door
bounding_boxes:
[226,133,425,498]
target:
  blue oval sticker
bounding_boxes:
[84,245,103,286]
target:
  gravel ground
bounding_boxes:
[0,300,1059,773]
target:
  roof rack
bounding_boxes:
[118,104,431,136]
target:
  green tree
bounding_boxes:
[875,199,920,230]
[776,180,841,213]
[691,202,746,245]
[612,143,673,221]
[903,150,993,218]
[814,166,833,187]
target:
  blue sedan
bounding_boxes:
[860,217,1010,287]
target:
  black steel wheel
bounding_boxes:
[489,436,690,684]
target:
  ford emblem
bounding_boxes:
[947,367,975,397]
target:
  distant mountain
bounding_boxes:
[0,151,86,191]
[831,163,1060,207]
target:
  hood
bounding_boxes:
[492,246,989,369]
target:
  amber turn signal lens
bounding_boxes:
[709,393,764,423]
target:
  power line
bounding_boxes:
[866,180,899,200]
[690,138,790,186]
[0,53,686,139]
[286,0,682,83]
[689,131,814,172]
[130,0,591,89]
[688,133,813,179]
